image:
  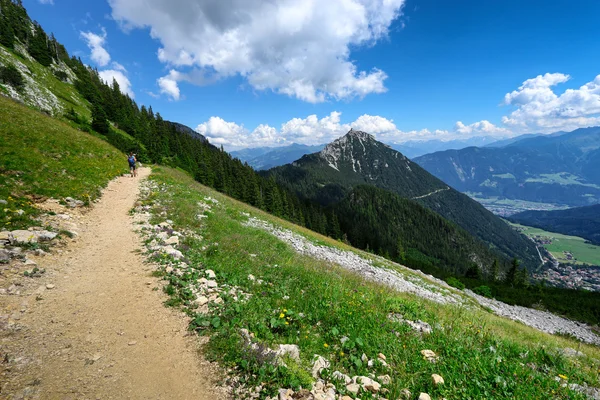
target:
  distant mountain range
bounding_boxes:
[266,129,540,271]
[391,136,499,158]
[509,204,600,246]
[231,144,325,170]
[414,127,600,208]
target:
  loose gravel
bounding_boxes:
[245,217,600,346]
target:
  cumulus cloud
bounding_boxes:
[98,69,134,98]
[108,0,404,102]
[502,73,600,131]
[80,29,111,67]
[194,112,514,150]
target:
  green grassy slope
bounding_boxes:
[0,95,126,230]
[510,222,600,266]
[140,166,600,400]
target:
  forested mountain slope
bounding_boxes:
[267,130,540,270]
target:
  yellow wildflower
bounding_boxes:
[279,313,285,318]
[558,374,568,380]
[323,343,329,348]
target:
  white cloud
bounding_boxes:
[502,73,600,131]
[111,61,127,72]
[157,71,180,101]
[280,112,351,144]
[99,69,135,98]
[194,112,511,150]
[80,29,111,67]
[108,0,404,103]
[39,0,54,4]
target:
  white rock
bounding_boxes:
[432,374,444,386]
[207,280,218,289]
[345,383,360,395]
[205,269,216,279]
[164,236,179,245]
[9,230,37,244]
[332,371,352,384]
[378,374,392,385]
[358,376,380,393]
[419,393,431,400]
[276,344,300,361]
[311,355,330,378]
[162,246,183,259]
[248,274,256,281]
[196,296,209,306]
[46,284,55,289]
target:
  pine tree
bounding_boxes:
[91,104,109,134]
[491,259,499,282]
[505,258,519,286]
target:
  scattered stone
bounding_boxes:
[205,269,216,279]
[568,383,600,399]
[248,274,256,282]
[276,344,300,362]
[206,280,218,289]
[361,353,368,363]
[278,388,294,400]
[340,396,352,400]
[399,388,412,399]
[162,246,183,259]
[418,393,431,400]
[128,341,137,346]
[378,352,386,361]
[421,349,438,363]
[432,374,444,386]
[378,374,391,385]
[165,266,174,274]
[24,258,37,266]
[0,249,10,263]
[345,383,360,395]
[37,230,57,241]
[64,197,84,208]
[164,236,179,246]
[332,371,352,384]
[9,230,38,244]
[311,355,330,378]
[45,284,55,290]
[561,347,585,358]
[359,376,381,393]
[0,231,10,241]
[196,296,209,306]
[0,199,6,205]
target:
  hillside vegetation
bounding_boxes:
[0,95,125,230]
[136,166,600,399]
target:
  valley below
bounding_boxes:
[509,223,600,292]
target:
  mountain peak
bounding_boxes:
[346,128,375,141]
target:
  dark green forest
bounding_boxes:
[1,0,599,325]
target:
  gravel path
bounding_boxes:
[245,217,600,346]
[1,169,227,399]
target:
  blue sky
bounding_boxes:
[23,0,600,149]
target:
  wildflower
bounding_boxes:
[324,343,329,348]
[285,321,289,325]
[283,309,287,312]
[340,351,345,356]
[558,374,568,380]
[279,313,285,318]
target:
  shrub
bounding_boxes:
[0,64,24,91]
[54,70,68,82]
[473,285,493,298]
[446,276,465,290]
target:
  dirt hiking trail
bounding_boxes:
[1,168,228,399]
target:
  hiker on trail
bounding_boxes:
[128,152,137,177]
